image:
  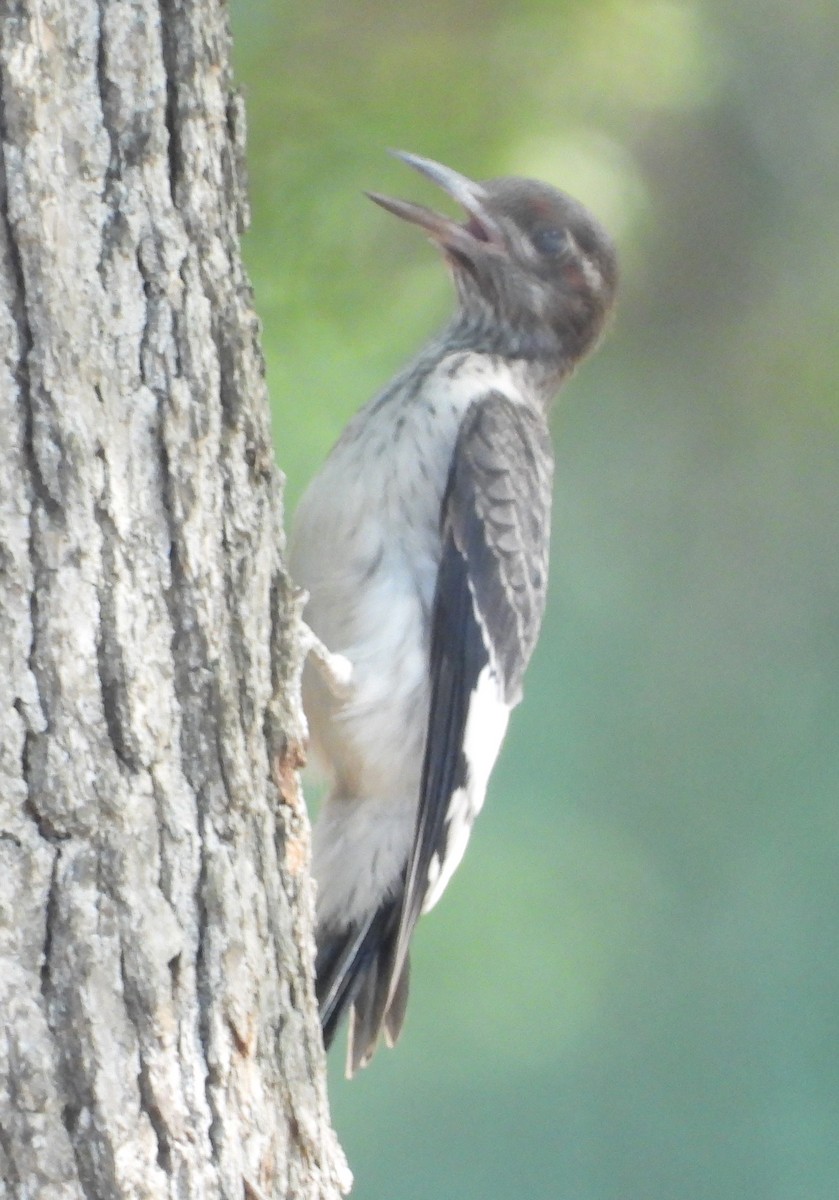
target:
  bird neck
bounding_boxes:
[432,313,573,410]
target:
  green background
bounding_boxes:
[230,2,839,1196]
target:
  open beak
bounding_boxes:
[366,150,505,258]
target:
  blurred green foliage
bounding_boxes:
[230,1,839,1196]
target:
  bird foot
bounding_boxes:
[299,617,354,700]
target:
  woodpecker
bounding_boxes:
[291,151,617,1075]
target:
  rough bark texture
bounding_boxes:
[0,2,349,1197]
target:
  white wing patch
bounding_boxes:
[422,663,510,914]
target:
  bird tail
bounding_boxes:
[316,898,410,1076]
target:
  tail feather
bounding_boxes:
[315,898,410,1076]
[316,916,377,1051]
[384,955,410,1048]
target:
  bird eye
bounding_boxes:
[532,227,568,257]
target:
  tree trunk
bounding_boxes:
[0,2,348,1197]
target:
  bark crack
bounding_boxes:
[18,495,62,844]
[95,0,119,193]
[39,844,61,999]
[193,818,220,1162]
[225,90,251,235]
[159,0,183,208]
[94,450,141,774]
[0,1102,22,1195]
[0,81,33,375]
[48,860,96,1200]
[120,945,173,1176]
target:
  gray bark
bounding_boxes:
[0,2,349,1197]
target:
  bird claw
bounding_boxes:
[299,620,354,700]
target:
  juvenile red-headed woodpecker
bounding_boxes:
[291,151,617,1075]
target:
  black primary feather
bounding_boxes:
[388,391,554,1007]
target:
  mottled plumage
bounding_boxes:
[290,151,617,1075]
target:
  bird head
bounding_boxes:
[367,150,618,367]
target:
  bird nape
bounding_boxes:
[290,150,617,1077]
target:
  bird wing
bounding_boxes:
[390,391,555,1002]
